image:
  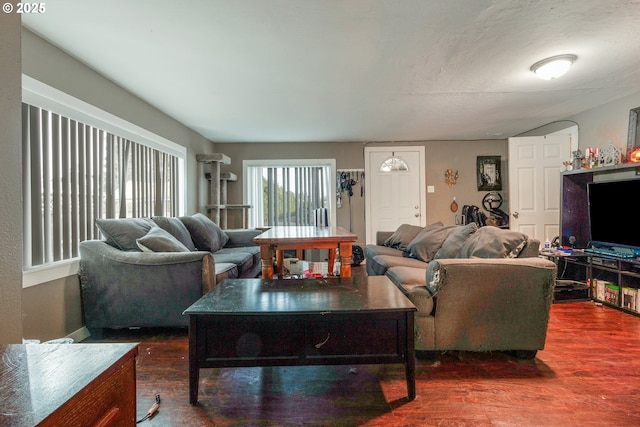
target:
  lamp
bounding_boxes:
[629,148,640,163]
[530,54,577,80]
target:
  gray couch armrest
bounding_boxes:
[426,257,556,351]
[223,228,262,248]
[79,240,215,329]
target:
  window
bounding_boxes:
[22,77,185,271]
[380,156,409,172]
[244,159,336,228]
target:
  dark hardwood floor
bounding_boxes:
[88,265,640,426]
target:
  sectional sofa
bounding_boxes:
[366,222,557,358]
[79,213,261,331]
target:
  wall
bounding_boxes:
[567,92,640,153]
[19,29,216,341]
[216,139,508,245]
[417,140,509,225]
[521,92,640,155]
[0,12,23,343]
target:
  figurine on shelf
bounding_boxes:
[598,143,621,166]
[572,149,583,170]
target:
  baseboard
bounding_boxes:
[68,326,91,343]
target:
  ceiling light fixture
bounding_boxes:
[530,54,577,80]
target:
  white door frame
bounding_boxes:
[364,146,426,244]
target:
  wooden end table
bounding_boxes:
[0,343,138,426]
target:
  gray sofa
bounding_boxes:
[79,213,261,331]
[365,222,557,358]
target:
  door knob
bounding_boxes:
[415,213,420,217]
[513,211,519,218]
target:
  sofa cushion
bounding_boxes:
[433,223,478,259]
[386,266,426,288]
[365,244,404,259]
[458,226,529,259]
[95,217,154,251]
[213,247,259,276]
[371,254,427,274]
[405,222,453,262]
[152,216,196,251]
[383,224,425,250]
[222,228,261,248]
[136,226,191,253]
[385,266,434,315]
[215,262,239,282]
[406,286,435,317]
[180,213,229,252]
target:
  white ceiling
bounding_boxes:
[22,0,640,143]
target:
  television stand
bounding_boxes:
[542,250,640,315]
[560,163,640,316]
[540,252,591,302]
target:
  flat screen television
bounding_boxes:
[587,177,640,254]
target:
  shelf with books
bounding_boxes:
[589,256,640,317]
[542,250,640,315]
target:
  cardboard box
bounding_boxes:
[283,258,302,275]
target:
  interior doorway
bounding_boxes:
[508,129,573,243]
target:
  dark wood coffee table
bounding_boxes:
[183,276,417,404]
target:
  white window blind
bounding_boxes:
[244,160,335,228]
[22,103,181,268]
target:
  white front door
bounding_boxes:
[508,134,572,243]
[365,146,426,244]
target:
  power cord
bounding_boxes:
[137,394,160,423]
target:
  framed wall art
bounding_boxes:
[477,156,502,191]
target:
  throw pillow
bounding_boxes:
[383,224,426,250]
[180,213,229,252]
[152,216,196,251]
[405,222,451,262]
[136,226,191,253]
[95,217,154,251]
[458,226,528,259]
[433,223,479,259]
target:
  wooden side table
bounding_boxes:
[0,343,138,426]
[253,226,357,278]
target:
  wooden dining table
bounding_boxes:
[253,226,358,278]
